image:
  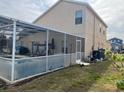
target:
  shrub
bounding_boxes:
[104,49,112,61]
[116,80,124,90]
[104,49,124,62]
[112,53,117,61]
[111,53,124,62]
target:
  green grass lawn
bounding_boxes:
[1,61,124,92]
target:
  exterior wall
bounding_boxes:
[106,41,111,50]
[18,32,47,53]
[122,44,124,49]
[49,31,64,54]
[34,1,86,38]
[84,7,107,58]
[18,32,65,55]
[94,17,107,50]
[84,8,94,58]
[34,1,107,59]
[111,43,122,51]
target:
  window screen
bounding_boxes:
[75,10,83,25]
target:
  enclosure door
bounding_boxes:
[76,40,82,61]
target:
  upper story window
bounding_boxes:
[112,40,115,43]
[75,10,83,25]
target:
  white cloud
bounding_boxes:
[0,0,58,22]
[0,0,124,41]
[89,0,124,41]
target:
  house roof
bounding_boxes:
[33,0,107,27]
[109,37,123,41]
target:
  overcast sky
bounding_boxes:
[0,0,123,41]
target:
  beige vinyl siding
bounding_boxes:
[18,32,47,53]
[85,7,107,58]
[34,1,86,38]
[84,7,94,58]
[33,1,107,59]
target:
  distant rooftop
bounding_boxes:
[109,37,123,41]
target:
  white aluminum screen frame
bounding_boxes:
[76,40,82,61]
[0,17,85,84]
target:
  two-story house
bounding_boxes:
[109,37,123,52]
[0,0,109,83]
[33,0,108,59]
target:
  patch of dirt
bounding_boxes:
[103,84,117,92]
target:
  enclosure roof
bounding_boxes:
[0,15,47,32]
[0,15,83,38]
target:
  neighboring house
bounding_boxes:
[109,37,123,52]
[33,0,108,59]
[122,44,124,49]
[121,44,124,53]
[120,44,124,53]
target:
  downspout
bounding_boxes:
[93,15,96,51]
[84,7,86,60]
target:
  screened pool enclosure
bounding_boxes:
[0,16,85,84]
